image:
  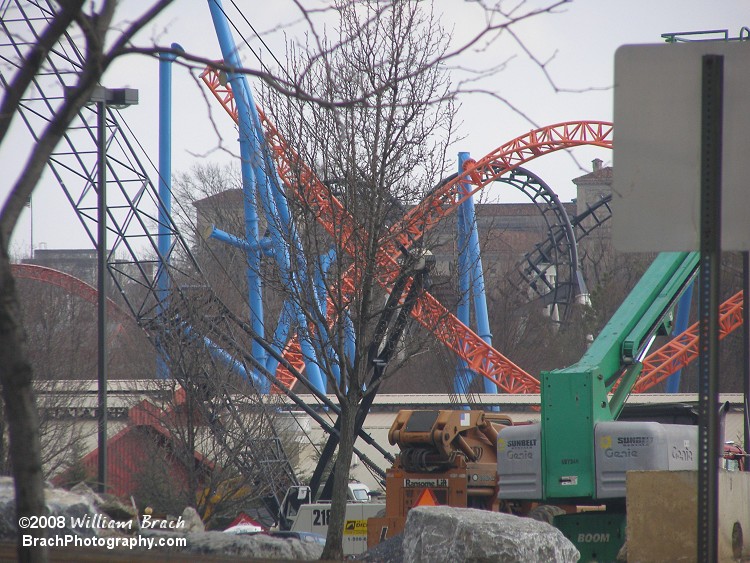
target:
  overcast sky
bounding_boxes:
[2,0,748,257]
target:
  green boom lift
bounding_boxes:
[498,251,701,560]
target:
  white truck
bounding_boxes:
[277,482,385,555]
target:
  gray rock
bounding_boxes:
[0,477,18,539]
[139,529,323,559]
[69,482,104,506]
[0,478,320,560]
[69,482,136,525]
[180,506,205,533]
[0,476,100,539]
[357,533,404,562]
[402,506,579,563]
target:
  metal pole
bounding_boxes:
[208,0,269,384]
[28,196,33,259]
[96,99,108,494]
[697,53,723,563]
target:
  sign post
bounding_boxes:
[614,41,749,561]
[696,53,723,563]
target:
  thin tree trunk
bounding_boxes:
[321,398,357,561]
[0,239,47,562]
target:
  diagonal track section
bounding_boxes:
[635,291,744,392]
[202,70,613,393]
[201,67,540,393]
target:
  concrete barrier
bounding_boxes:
[627,470,750,562]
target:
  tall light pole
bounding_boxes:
[91,86,138,494]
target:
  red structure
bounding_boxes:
[54,393,206,500]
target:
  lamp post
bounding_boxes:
[91,86,138,494]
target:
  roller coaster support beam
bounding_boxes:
[265,249,337,383]
[209,0,329,393]
[189,328,266,389]
[208,0,267,379]
[204,224,275,256]
[454,152,497,396]
[312,248,346,386]
[185,323,390,476]
[266,301,295,375]
[666,281,694,393]
[216,307,395,469]
[455,154,474,395]
[311,265,430,500]
[157,43,184,379]
[203,66,611,393]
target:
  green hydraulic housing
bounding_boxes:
[540,251,700,500]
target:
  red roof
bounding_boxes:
[53,394,208,499]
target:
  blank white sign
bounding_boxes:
[612,41,750,251]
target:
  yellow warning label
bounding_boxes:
[344,519,368,536]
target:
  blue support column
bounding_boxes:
[314,249,336,318]
[209,0,327,393]
[463,184,497,395]
[313,248,342,386]
[454,153,475,396]
[206,225,275,255]
[453,152,498,396]
[264,300,294,374]
[156,43,184,379]
[184,326,264,388]
[666,282,694,393]
[250,87,330,392]
[209,1,267,380]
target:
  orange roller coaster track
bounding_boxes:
[201,66,742,396]
[636,291,744,392]
[383,121,613,260]
[200,68,619,394]
[11,264,133,324]
[201,66,547,393]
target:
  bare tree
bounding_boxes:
[18,284,94,478]
[257,3,461,557]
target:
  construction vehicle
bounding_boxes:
[204,480,381,555]
[496,251,701,561]
[277,482,384,556]
[369,252,712,560]
[367,409,512,545]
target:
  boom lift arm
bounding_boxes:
[540,251,699,500]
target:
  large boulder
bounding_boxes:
[0,476,100,539]
[139,529,323,560]
[0,477,321,560]
[402,506,579,563]
[179,506,205,533]
[69,482,137,526]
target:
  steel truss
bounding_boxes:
[0,0,300,507]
